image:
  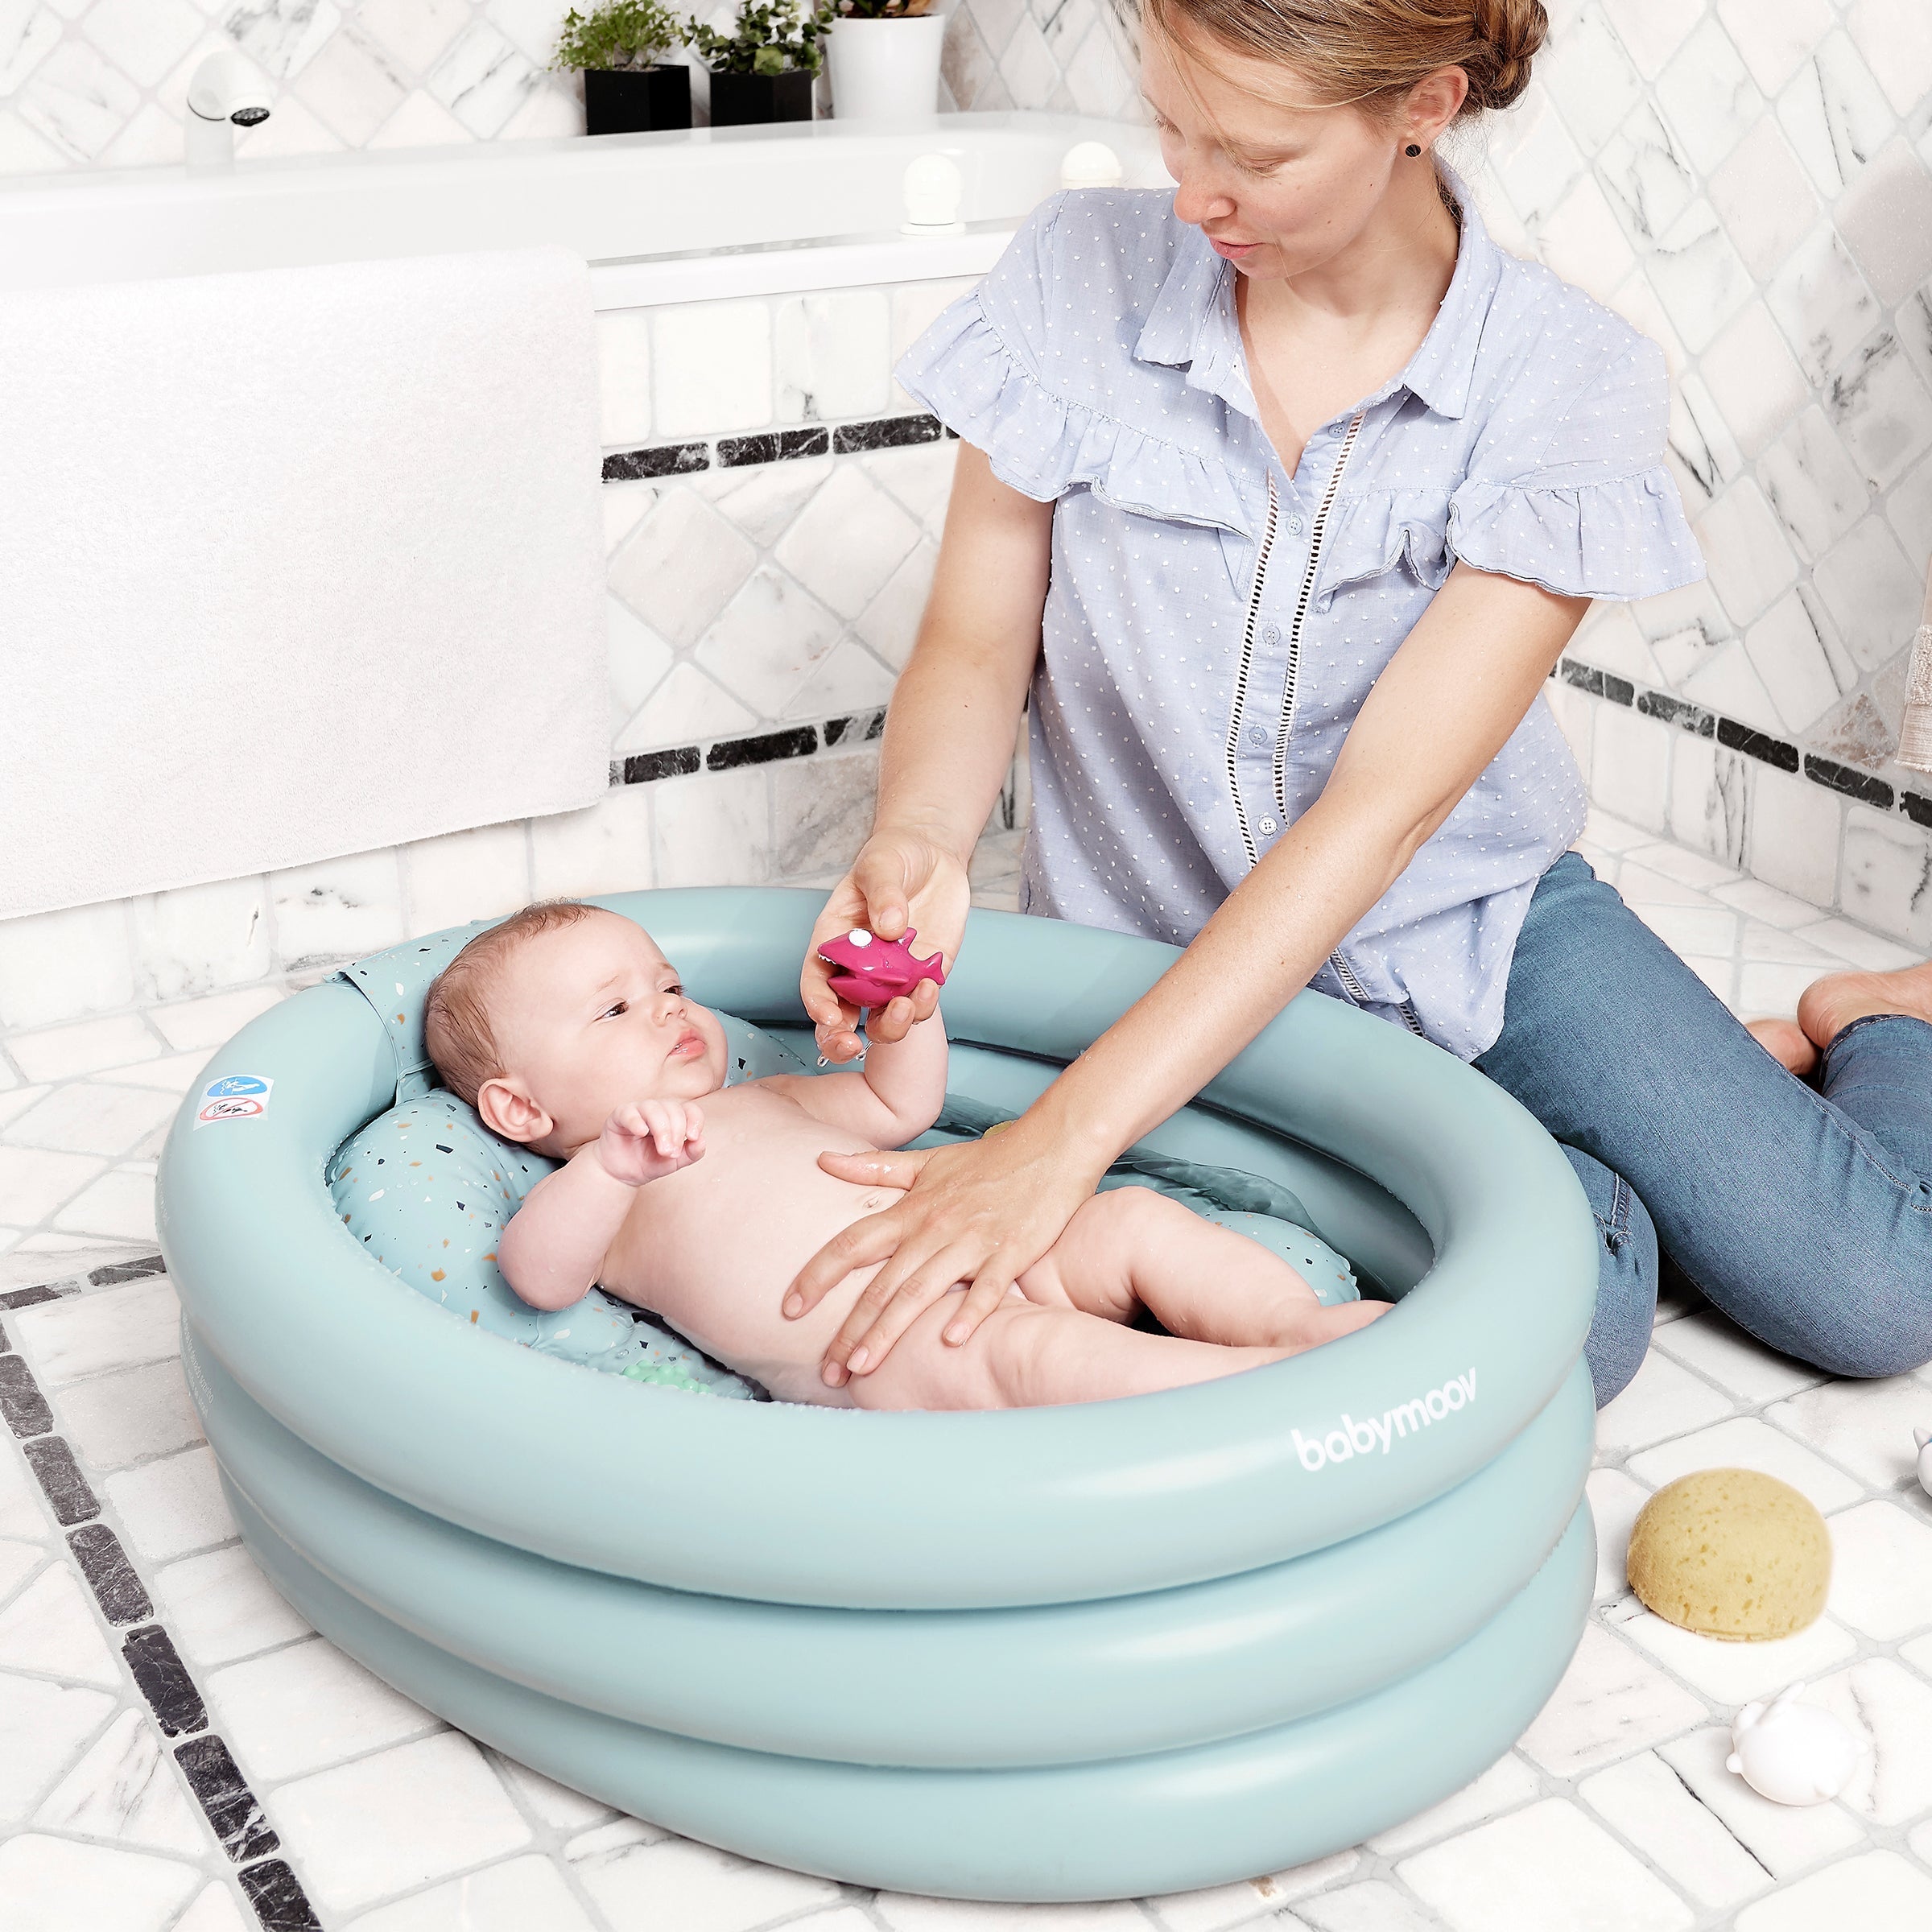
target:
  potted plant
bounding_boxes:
[825,0,948,122]
[554,0,691,135]
[686,0,834,126]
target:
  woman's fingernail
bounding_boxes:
[783,1294,803,1318]
[821,1361,842,1385]
[943,1323,967,1344]
[848,1347,869,1373]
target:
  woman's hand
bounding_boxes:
[802,827,972,1063]
[782,1115,1105,1385]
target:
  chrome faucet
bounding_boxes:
[185,52,271,175]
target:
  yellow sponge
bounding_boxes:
[1626,1468,1831,1641]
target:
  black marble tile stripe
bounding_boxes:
[90,1253,167,1286]
[709,724,815,772]
[602,411,949,482]
[24,1435,97,1525]
[1553,655,1929,819]
[1,1280,81,1311]
[613,706,888,789]
[1806,752,1893,810]
[719,426,828,466]
[240,1859,324,1931]
[613,745,700,786]
[68,1522,153,1626]
[0,1272,316,1928]
[176,1734,281,1863]
[124,1623,207,1738]
[0,1353,52,1438]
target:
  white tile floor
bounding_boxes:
[3,811,1931,1931]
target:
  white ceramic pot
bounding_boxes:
[827,14,948,121]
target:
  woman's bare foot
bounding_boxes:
[1797,962,1932,1053]
[1745,1016,1820,1079]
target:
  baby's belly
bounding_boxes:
[604,1183,900,1408]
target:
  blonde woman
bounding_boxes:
[789,0,1932,1404]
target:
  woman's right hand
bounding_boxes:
[803,828,972,1062]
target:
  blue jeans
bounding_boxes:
[1472,850,1932,1406]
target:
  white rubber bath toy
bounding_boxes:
[1914,1426,1932,1497]
[1725,1682,1863,1805]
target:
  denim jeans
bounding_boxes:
[1472,850,1932,1406]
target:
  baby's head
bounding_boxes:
[424,902,729,1157]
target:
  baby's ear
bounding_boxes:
[477,1078,551,1146]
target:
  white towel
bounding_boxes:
[1901,565,1932,775]
[0,247,609,922]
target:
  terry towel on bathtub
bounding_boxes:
[0,246,609,922]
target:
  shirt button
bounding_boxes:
[1285,515,1304,535]
[1247,724,1270,747]
[1259,816,1279,835]
[1261,625,1282,646]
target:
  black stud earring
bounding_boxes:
[1406,143,1422,157]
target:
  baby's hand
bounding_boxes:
[596,1100,704,1187]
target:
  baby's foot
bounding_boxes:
[1744,1016,1819,1080]
[1796,961,1932,1052]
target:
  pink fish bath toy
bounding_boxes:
[817,927,947,1008]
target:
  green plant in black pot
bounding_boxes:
[554,0,692,134]
[687,0,835,125]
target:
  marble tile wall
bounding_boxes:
[1452,0,1932,948]
[0,0,1137,171]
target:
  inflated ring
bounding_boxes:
[160,888,1596,1900]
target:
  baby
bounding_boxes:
[423,901,1385,1410]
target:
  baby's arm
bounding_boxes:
[497,1100,704,1311]
[765,1006,948,1149]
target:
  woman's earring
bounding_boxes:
[1405,143,1422,158]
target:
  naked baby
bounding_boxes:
[423,902,1385,1410]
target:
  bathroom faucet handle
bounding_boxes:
[901,153,965,236]
[1059,141,1122,191]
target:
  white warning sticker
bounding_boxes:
[195,1074,274,1129]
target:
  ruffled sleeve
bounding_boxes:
[893,196,1250,532]
[893,216,1080,504]
[1447,334,1704,600]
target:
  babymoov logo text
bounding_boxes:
[1292,1367,1477,1472]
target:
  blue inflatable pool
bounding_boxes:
[159,888,1596,1901]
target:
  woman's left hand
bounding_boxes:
[782,1117,1104,1385]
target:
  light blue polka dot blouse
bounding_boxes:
[896,177,1706,1062]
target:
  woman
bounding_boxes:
[786,0,1932,1406]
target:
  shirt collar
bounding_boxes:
[1132,163,1505,423]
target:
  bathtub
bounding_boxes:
[0,112,1169,307]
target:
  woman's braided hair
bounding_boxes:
[1141,0,1548,118]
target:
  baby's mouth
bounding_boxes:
[669,1030,704,1059]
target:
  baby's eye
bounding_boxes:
[600,1001,627,1019]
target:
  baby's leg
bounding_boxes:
[845,1290,1291,1412]
[1020,1186,1388,1353]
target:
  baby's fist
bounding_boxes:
[597,1100,704,1187]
